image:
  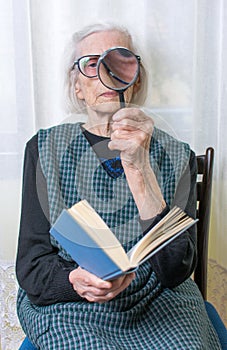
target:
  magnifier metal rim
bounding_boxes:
[97,46,140,92]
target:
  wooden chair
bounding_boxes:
[194,147,214,300]
[194,147,227,349]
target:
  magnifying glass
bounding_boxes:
[97,47,140,108]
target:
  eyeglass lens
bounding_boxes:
[79,56,99,77]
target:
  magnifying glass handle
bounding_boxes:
[119,91,125,108]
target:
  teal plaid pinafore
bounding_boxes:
[17,123,221,349]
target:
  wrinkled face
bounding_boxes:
[75,30,138,114]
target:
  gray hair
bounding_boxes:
[63,23,148,114]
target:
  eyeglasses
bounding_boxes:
[72,55,100,78]
[72,50,141,79]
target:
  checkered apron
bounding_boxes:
[17,123,221,349]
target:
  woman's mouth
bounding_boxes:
[100,91,118,98]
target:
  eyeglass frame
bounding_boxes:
[72,54,101,78]
[71,48,141,79]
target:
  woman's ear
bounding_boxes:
[133,77,141,94]
[75,80,84,100]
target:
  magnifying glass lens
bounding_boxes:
[98,48,140,91]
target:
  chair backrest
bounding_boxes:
[194,147,214,300]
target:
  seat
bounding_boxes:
[194,147,227,349]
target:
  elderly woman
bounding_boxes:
[16,23,221,349]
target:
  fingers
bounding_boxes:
[84,273,135,303]
[112,108,154,132]
[108,108,153,171]
[69,268,135,303]
[112,107,147,123]
[110,108,153,146]
[69,267,111,290]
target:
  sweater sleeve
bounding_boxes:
[16,134,84,305]
[146,151,198,288]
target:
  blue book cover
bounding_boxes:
[50,209,125,279]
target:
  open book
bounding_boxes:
[50,200,197,280]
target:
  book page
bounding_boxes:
[127,207,195,266]
[69,200,120,247]
[129,218,194,265]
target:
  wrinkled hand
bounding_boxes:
[69,267,135,303]
[109,107,154,170]
[109,107,165,220]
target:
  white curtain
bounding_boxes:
[0,0,226,348]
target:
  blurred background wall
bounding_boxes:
[0,0,226,348]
